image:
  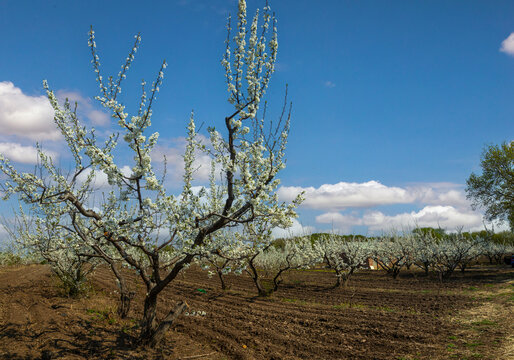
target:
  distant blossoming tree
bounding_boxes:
[0,0,301,347]
[249,233,319,296]
[316,234,371,288]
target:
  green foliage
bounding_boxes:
[87,307,117,324]
[55,266,91,297]
[461,230,514,245]
[309,233,367,244]
[412,227,445,240]
[0,251,23,265]
[466,141,514,230]
[272,235,316,250]
[0,247,40,266]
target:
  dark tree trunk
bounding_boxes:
[334,268,355,288]
[333,269,351,288]
[272,267,289,292]
[247,254,273,297]
[118,289,135,318]
[137,291,189,347]
[138,292,159,344]
[253,273,272,297]
[343,268,355,287]
[442,269,453,280]
[253,276,271,297]
[147,301,188,347]
[217,270,227,290]
[111,265,134,318]
[392,268,400,279]
[334,275,342,288]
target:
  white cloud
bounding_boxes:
[406,182,470,209]
[500,33,514,56]
[151,135,213,184]
[272,218,315,238]
[57,91,110,126]
[88,110,110,126]
[278,181,470,211]
[324,80,336,88]
[0,142,58,164]
[75,168,110,188]
[75,166,132,189]
[315,212,361,233]
[278,181,415,210]
[316,205,484,234]
[0,81,60,140]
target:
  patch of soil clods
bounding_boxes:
[1,264,512,359]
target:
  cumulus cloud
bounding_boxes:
[57,91,110,126]
[87,110,110,126]
[278,181,470,211]
[278,181,414,210]
[0,142,59,164]
[75,166,132,189]
[315,212,361,233]
[0,81,60,140]
[324,80,336,88]
[75,168,110,188]
[151,135,213,184]
[316,205,483,234]
[500,32,514,56]
[272,218,316,238]
[406,182,470,208]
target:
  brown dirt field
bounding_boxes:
[0,264,512,359]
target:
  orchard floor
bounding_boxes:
[0,264,513,360]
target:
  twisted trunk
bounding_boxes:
[137,289,189,347]
[333,268,354,288]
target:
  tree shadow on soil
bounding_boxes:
[0,319,168,360]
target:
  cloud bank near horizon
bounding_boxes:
[278,181,470,210]
[278,181,499,234]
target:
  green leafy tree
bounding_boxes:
[412,227,445,240]
[466,141,514,231]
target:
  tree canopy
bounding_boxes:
[466,141,514,230]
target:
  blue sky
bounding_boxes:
[0,0,513,237]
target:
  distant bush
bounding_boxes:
[0,248,39,266]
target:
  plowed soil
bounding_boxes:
[0,264,512,359]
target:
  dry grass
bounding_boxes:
[449,279,514,359]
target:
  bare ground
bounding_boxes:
[0,264,512,359]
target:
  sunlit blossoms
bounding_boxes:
[0,0,301,347]
[316,234,372,287]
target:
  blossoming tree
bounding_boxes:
[316,234,372,288]
[0,0,301,347]
[199,229,247,291]
[250,235,319,296]
[371,235,409,279]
